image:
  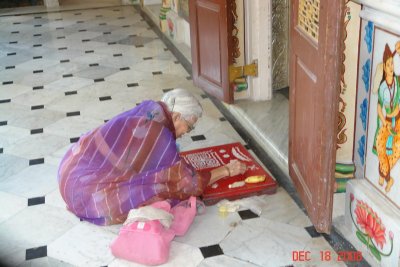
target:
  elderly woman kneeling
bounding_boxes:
[58,88,246,225]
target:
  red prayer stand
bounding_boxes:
[180,142,278,205]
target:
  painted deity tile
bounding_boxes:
[363,27,400,206]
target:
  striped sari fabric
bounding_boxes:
[58,100,210,225]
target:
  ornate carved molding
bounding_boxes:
[337,0,351,149]
[272,0,289,90]
[228,0,240,64]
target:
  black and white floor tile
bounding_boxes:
[0,5,345,267]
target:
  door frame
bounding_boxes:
[244,0,273,101]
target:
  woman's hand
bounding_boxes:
[226,159,247,177]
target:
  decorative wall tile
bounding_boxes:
[346,180,400,267]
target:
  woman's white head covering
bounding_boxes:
[161,88,203,120]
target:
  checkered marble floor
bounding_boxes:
[0,5,346,267]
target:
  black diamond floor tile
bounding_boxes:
[238,209,259,220]
[199,244,224,258]
[305,225,322,238]
[70,137,80,143]
[28,196,45,206]
[162,88,173,93]
[26,246,47,260]
[0,99,11,104]
[65,91,77,96]
[31,105,44,110]
[29,158,44,165]
[191,135,206,141]
[30,128,43,134]
[67,111,80,117]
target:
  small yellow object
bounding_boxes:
[218,206,228,217]
[245,175,266,183]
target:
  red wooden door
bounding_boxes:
[189,0,233,103]
[289,0,345,233]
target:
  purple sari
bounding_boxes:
[58,100,210,225]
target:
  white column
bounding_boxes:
[244,0,272,101]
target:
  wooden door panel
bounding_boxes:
[189,0,233,103]
[197,2,222,86]
[292,57,317,206]
[289,0,344,233]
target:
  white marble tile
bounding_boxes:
[0,204,79,249]
[11,89,64,107]
[0,245,26,267]
[332,193,346,220]
[109,242,204,267]
[97,54,143,69]
[154,50,177,61]
[45,188,68,210]
[105,69,153,84]
[0,83,32,99]
[0,153,29,182]
[45,144,71,167]
[0,68,32,84]
[46,92,99,113]
[0,125,30,147]
[220,218,312,267]
[197,99,224,119]
[0,164,59,198]
[45,20,77,30]
[6,133,69,160]
[111,85,163,104]
[17,257,75,267]
[44,49,83,62]
[45,76,94,92]
[74,65,118,80]
[0,191,27,224]
[45,116,103,138]
[77,79,126,96]
[89,44,137,56]
[299,237,346,267]
[174,204,242,248]
[61,32,103,42]
[1,104,65,129]
[129,59,173,73]
[198,255,260,267]
[234,93,289,159]
[48,223,116,267]
[161,62,190,77]
[80,100,136,121]
[126,46,167,59]
[71,40,112,53]
[137,28,158,38]
[257,187,312,227]
[69,52,109,66]
[16,58,60,71]
[138,74,189,92]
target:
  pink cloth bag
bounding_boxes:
[110,201,175,265]
[110,197,204,265]
[170,196,204,236]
